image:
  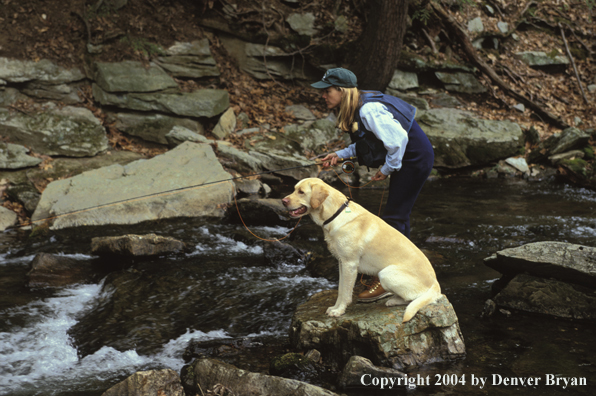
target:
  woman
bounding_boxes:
[312,67,435,302]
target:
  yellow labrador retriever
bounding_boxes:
[282,178,441,323]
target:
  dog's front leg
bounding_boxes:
[326,261,358,317]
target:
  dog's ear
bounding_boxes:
[310,184,329,209]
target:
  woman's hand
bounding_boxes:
[371,170,388,181]
[321,153,339,168]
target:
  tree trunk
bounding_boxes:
[348,0,409,91]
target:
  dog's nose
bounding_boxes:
[281,197,289,207]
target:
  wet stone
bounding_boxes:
[91,233,187,257]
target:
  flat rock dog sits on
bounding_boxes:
[282,178,441,323]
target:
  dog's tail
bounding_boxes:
[402,281,441,323]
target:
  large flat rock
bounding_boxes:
[31,142,234,229]
[484,242,596,288]
[289,290,466,370]
[416,109,523,168]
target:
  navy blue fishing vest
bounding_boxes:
[350,91,417,168]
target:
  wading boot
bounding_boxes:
[357,278,393,302]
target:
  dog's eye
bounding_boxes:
[298,190,304,194]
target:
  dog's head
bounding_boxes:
[281,178,330,219]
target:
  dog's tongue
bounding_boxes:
[290,206,306,216]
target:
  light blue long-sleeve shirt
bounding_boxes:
[335,102,409,175]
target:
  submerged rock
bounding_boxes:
[182,357,339,396]
[27,253,96,288]
[338,356,405,389]
[91,234,187,257]
[493,274,596,320]
[289,290,466,370]
[102,369,184,396]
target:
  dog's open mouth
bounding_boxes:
[288,205,307,217]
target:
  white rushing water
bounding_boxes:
[0,282,230,396]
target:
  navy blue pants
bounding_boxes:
[381,120,434,238]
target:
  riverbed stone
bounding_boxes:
[338,356,405,389]
[0,206,17,231]
[504,157,530,173]
[102,369,184,396]
[94,61,178,93]
[227,197,292,226]
[484,241,596,288]
[27,253,95,288]
[493,274,596,320]
[216,142,263,173]
[91,234,187,256]
[289,291,466,370]
[549,150,584,165]
[0,57,85,84]
[416,109,523,168]
[113,113,204,145]
[183,357,339,396]
[155,39,220,78]
[0,142,42,169]
[92,84,229,118]
[31,142,234,230]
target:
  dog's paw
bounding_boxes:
[325,306,345,317]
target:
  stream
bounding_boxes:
[1,175,595,396]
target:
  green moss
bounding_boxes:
[583,146,595,161]
[560,158,589,177]
[269,353,310,374]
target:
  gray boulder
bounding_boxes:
[549,150,584,165]
[0,57,85,84]
[155,39,220,78]
[0,105,108,157]
[92,84,229,118]
[91,234,187,256]
[435,72,487,94]
[484,241,596,288]
[165,126,209,147]
[285,105,316,121]
[31,142,234,230]
[388,69,419,91]
[216,142,263,173]
[0,206,17,231]
[182,357,339,396]
[289,291,466,370]
[416,109,523,168]
[94,61,178,93]
[102,369,184,396]
[493,274,596,320]
[528,127,590,163]
[0,142,42,169]
[113,113,204,145]
[27,253,95,288]
[515,51,569,67]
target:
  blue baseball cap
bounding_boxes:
[311,67,358,89]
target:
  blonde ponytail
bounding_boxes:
[336,87,361,132]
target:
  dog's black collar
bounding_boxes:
[323,198,351,226]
